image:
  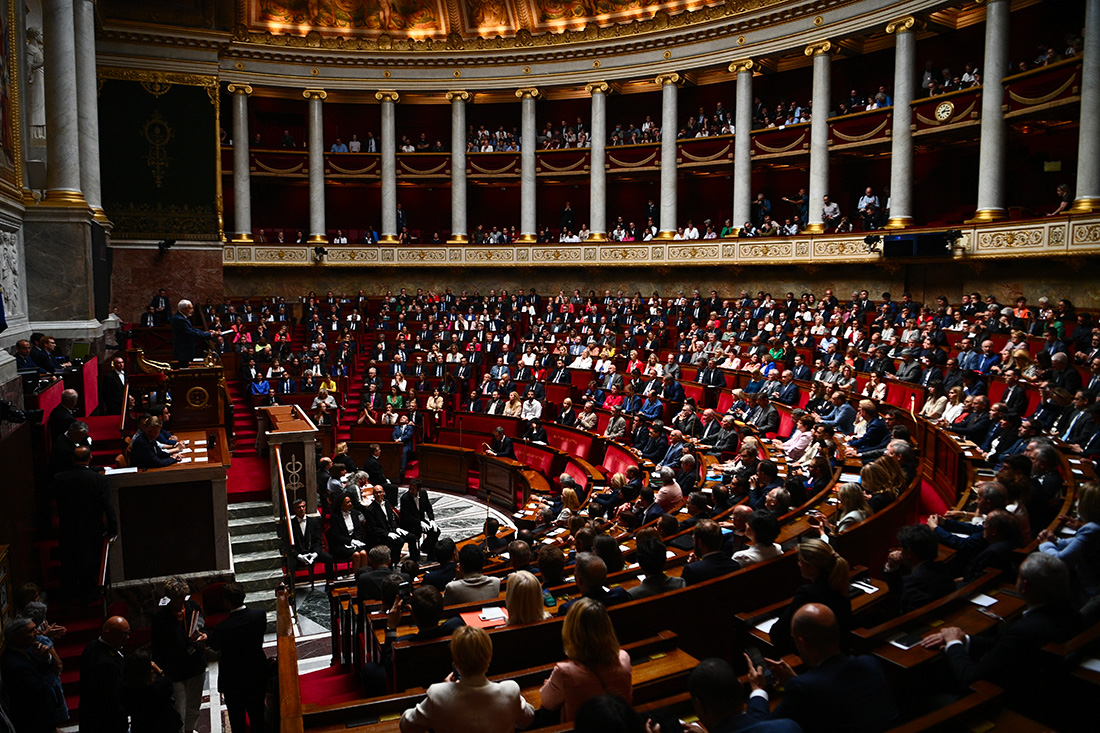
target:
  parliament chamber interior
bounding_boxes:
[3,0,1100,731]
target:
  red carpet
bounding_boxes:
[228,453,270,504]
[299,664,364,707]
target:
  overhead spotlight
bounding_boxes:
[863,234,882,253]
[157,239,176,254]
[313,246,328,261]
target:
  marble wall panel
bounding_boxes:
[24,220,94,321]
[111,247,224,323]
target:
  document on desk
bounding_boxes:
[194,440,207,447]
[969,593,998,607]
[755,617,778,634]
[1080,657,1100,674]
[104,466,139,475]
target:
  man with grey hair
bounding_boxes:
[920,553,1083,703]
[170,298,216,368]
[47,388,79,440]
[1028,441,1065,531]
[655,465,683,511]
[1,616,66,730]
[556,552,631,615]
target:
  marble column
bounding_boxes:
[729,60,753,234]
[73,0,103,220]
[656,73,681,239]
[377,90,400,243]
[973,0,1010,222]
[42,0,85,206]
[447,91,469,243]
[885,16,917,229]
[516,88,540,242]
[586,82,610,242]
[303,89,328,243]
[228,84,254,242]
[1071,0,1100,213]
[804,42,832,234]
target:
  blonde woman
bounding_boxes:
[862,457,906,511]
[503,391,523,418]
[830,483,873,533]
[837,364,858,391]
[539,597,632,722]
[556,487,581,523]
[399,626,535,733]
[505,571,548,625]
[940,386,966,424]
[644,353,663,378]
[768,539,852,653]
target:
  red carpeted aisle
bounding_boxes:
[299,664,364,707]
[225,378,271,503]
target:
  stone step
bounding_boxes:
[231,533,282,555]
[233,550,284,574]
[235,568,286,597]
[228,501,273,520]
[228,515,278,535]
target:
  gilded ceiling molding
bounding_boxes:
[97,67,218,89]
[375,90,401,103]
[302,88,327,99]
[445,90,470,102]
[728,59,754,74]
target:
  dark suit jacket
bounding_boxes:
[130,432,176,469]
[490,436,516,459]
[100,370,127,416]
[399,490,434,535]
[79,638,127,732]
[422,562,458,592]
[769,654,898,732]
[849,417,888,450]
[768,578,852,655]
[363,455,394,489]
[681,552,741,585]
[363,501,398,547]
[290,515,325,555]
[328,510,365,556]
[557,586,632,616]
[356,566,409,601]
[944,602,1083,693]
[885,561,956,615]
[48,405,75,440]
[170,312,212,364]
[53,465,117,543]
[999,385,1029,416]
[207,607,268,695]
[775,382,801,406]
[751,404,780,435]
[951,411,993,442]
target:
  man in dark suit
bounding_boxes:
[171,299,215,369]
[790,355,812,381]
[47,388,79,441]
[78,616,130,733]
[746,604,898,731]
[661,374,686,411]
[749,393,780,436]
[100,356,128,416]
[921,553,1083,706]
[884,524,956,615]
[207,583,269,733]
[949,395,993,442]
[392,415,415,475]
[356,545,410,601]
[363,485,405,566]
[847,401,889,452]
[130,416,177,469]
[696,359,726,389]
[362,443,398,506]
[557,553,631,615]
[149,288,171,325]
[486,426,516,459]
[287,499,334,586]
[422,538,459,591]
[53,446,117,603]
[774,370,801,406]
[399,480,439,562]
[682,520,741,585]
[688,657,802,733]
[998,369,1030,416]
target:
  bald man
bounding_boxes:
[48,388,79,440]
[79,616,131,732]
[746,603,897,731]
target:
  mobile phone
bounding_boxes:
[746,646,775,686]
[398,581,412,599]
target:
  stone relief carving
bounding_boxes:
[0,230,23,317]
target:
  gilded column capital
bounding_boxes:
[515,87,541,99]
[375,90,401,103]
[655,73,683,87]
[804,40,833,57]
[727,59,754,74]
[585,81,612,95]
[227,83,253,95]
[885,16,917,34]
[302,88,327,100]
[446,90,470,102]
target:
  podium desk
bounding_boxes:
[258,405,319,514]
[106,429,230,582]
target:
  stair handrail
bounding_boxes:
[275,583,305,733]
[98,535,114,617]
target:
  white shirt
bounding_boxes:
[684,226,700,240]
[348,140,361,152]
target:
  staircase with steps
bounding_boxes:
[228,500,283,629]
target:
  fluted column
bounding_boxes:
[43,0,84,206]
[517,88,540,242]
[377,90,400,242]
[303,89,328,243]
[228,84,254,242]
[729,60,754,234]
[656,73,681,239]
[1071,0,1100,213]
[885,17,917,229]
[74,0,103,219]
[973,0,1010,222]
[804,42,833,234]
[447,91,470,243]
[586,82,611,242]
